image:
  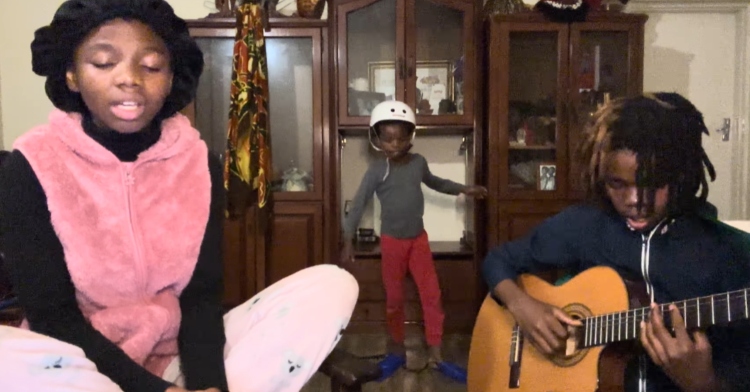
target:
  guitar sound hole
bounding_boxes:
[549,303,592,367]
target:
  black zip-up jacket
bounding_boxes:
[483,203,750,391]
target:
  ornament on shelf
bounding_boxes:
[600,0,629,12]
[483,0,528,17]
[207,0,236,18]
[533,0,630,22]
[296,0,326,18]
[281,167,311,192]
[534,0,589,22]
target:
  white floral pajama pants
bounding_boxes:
[0,264,359,392]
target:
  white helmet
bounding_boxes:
[369,100,416,127]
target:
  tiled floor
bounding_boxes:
[301,333,471,392]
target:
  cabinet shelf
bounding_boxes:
[187,16,328,30]
[508,143,555,150]
[339,125,473,137]
[353,241,473,258]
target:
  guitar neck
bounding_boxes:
[580,288,750,348]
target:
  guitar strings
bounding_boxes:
[578,291,747,346]
[581,289,749,330]
[514,290,749,347]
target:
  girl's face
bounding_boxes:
[603,149,669,232]
[66,19,173,134]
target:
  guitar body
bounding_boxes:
[468,267,643,392]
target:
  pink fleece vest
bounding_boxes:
[13,110,211,376]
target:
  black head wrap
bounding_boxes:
[31,0,204,120]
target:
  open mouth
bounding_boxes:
[110,101,145,121]
[626,217,651,231]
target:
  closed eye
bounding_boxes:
[92,63,114,69]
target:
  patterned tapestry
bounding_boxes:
[225,3,272,216]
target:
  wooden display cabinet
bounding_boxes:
[484,12,647,249]
[185,17,332,306]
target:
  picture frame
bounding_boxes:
[347,88,387,117]
[415,60,454,106]
[537,162,557,191]
[366,60,454,115]
[367,61,396,100]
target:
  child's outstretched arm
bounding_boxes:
[340,163,383,263]
[419,155,487,198]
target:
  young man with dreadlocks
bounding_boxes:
[482,92,750,392]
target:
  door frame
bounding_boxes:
[626,0,750,219]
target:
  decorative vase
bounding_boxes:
[296,0,326,18]
[483,0,527,17]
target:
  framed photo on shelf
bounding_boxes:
[537,162,556,191]
[367,61,396,100]
[367,60,454,115]
[348,89,386,116]
[415,60,453,105]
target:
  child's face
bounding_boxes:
[377,123,412,160]
[603,149,669,232]
[65,19,173,134]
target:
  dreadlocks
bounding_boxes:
[578,92,716,215]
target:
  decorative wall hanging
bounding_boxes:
[225,2,273,215]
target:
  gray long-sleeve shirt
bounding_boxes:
[344,153,465,239]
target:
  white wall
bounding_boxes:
[627,0,750,219]
[0,0,215,149]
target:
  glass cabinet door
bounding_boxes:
[410,0,474,125]
[338,0,400,125]
[266,35,321,199]
[570,30,633,128]
[497,27,568,197]
[192,28,324,201]
[194,37,234,160]
[568,24,642,196]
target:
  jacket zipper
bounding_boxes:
[637,218,667,392]
[123,163,146,296]
[639,219,667,304]
[640,234,654,303]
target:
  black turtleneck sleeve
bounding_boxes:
[177,152,229,391]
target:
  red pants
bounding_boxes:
[380,231,444,347]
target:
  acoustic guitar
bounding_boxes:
[467,266,750,392]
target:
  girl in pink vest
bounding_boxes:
[0,1,358,391]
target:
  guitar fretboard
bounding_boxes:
[580,288,749,348]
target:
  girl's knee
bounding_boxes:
[310,264,359,297]
[308,265,359,317]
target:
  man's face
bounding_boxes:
[603,149,669,232]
